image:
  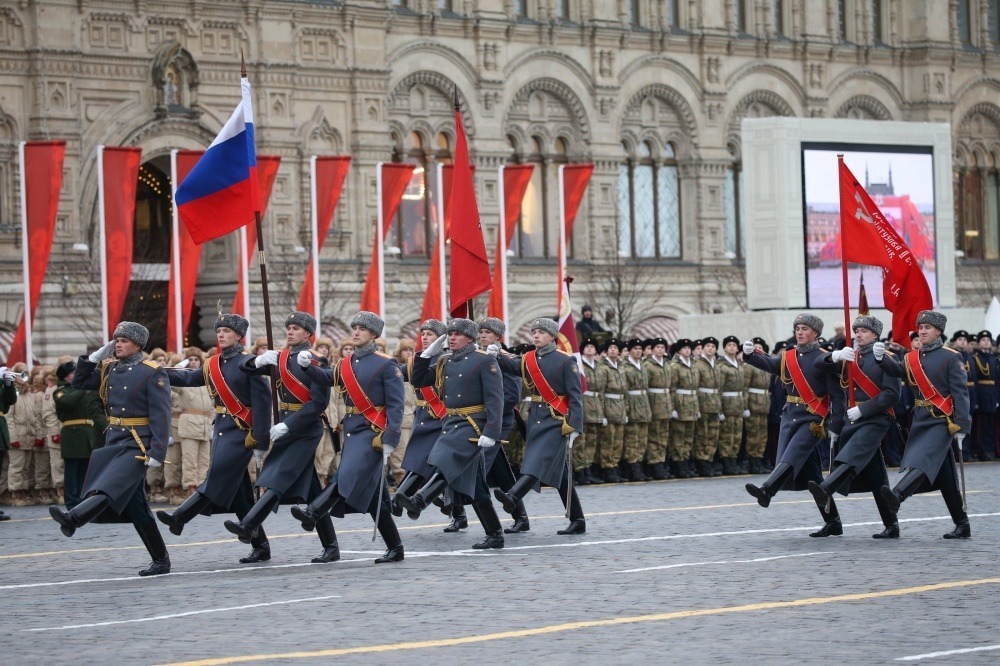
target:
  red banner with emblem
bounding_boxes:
[101,146,143,339]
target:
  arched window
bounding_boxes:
[955,108,1000,261]
[725,147,745,261]
[617,139,681,259]
[391,130,448,258]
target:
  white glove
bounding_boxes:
[670,410,679,419]
[624,416,629,424]
[0,367,13,385]
[696,411,701,420]
[954,433,965,445]
[175,358,190,369]
[269,422,288,442]
[420,335,447,358]
[831,347,855,363]
[477,435,496,448]
[89,340,115,363]
[829,432,838,447]
[297,350,313,368]
[718,413,726,422]
[253,449,265,465]
[167,436,175,447]
[382,445,395,464]
[742,340,754,355]
[873,341,886,361]
[146,458,162,468]
[486,344,500,357]
[741,409,751,418]
[847,406,862,422]
[568,432,580,449]
[602,417,608,426]
[256,349,279,368]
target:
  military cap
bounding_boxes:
[448,318,478,340]
[701,336,720,348]
[286,311,317,335]
[909,331,919,341]
[642,339,654,349]
[793,313,824,336]
[774,340,788,353]
[671,338,693,354]
[919,311,948,334]
[852,315,883,337]
[603,338,625,353]
[752,337,769,354]
[949,329,969,341]
[692,339,702,348]
[350,310,384,337]
[975,329,993,342]
[530,317,559,338]
[215,313,249,337]
[580,338,600,352]
[625,338,644,351]
[581,304,593,314]
[478,317,506,338]
[113,321,149,348]
[650,337,669,349]
[722,335,740,347]
[419,319,447,336]
[56,360,76,381]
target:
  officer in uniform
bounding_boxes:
[643,337,673,480]
[495,317,586,535]
[52,361,104,510]
[971,330,998,460]
[226,311,338,563]
[718,336,749,475]
[290,311,405,564]
[742,314,845,537]
[669,339,698,478]
[398,318,507,549]
[50,322,172,576]
[693,336,724,477]
[877,310,972,538]
[597,338,627,483]
[743,338,772,474]
[578,338,606,486]
[949,330,979,460]
[808,315,901,538]
[0,364,18,521]
[621,338,651,482]
[156,314,273,563]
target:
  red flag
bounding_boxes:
[101,147,143,339]
[168,151,204,352]
[858,272,870,316]
[447,106,492,318]
[487,164,534,321]
[297,156,351,315]
[9,141,65,365]
[360,163,415,314]
[560,164,594,237]
[839,159,933,347]
[233,155,281,316]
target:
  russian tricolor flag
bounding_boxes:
[176,76,259,245]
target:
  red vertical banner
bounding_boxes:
[557,164,593,355]
[487,164,534,320]
[232,155,282,315]
[168,150,204,352]
[101,146,143,338]
[8,141,66,365]
[360,163,416,313]
[297,156,351,315]
[560,163,594,237]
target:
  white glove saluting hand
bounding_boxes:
[297,350,313,368]
[742,340,755,355]
[270,422,289,442]
[256,349,279,368]
[847,406,862,422]
[477,435,496,448]
[420,335,447,358]
[89,340,115,363]
[831,347,855,363]
[873,341,886,361]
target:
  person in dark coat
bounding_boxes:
[971,330,998,461]
[949,330,979,460]
[156,314,273,563]
[494,317,586,535]
[289,311,405,564]
[397,318,508,549]
[52,361,103,510]
[0,363,18,521]
[808,315,901,538]
[575,304,608,340]
[877,310,972,539]
[742,314,845,537]
[50,321,173,576]
[224,311,337,562]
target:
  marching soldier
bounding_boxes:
[597,338,627,483]
[643,337,673,480]
[50,322,173,576]
[156,314,273,563]
[742,314,845,537]
[693,337,724,477]
[622,338,652,482]
[743,338,772,474]
[495,318,586,535]
[808,315,901,538]
[669,339,698,479]
[578,338,606,486]
[397,318,508,549]
[971,330,998,461]
[225,311,337,563]
[877,311,972,538]
[718,336,749,476]
[51,361,103,510]
[0,364,16,520]
[290,311,405,564]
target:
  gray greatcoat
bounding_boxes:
[400,352,445,479]
[485,350,523,489]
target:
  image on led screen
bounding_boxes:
[802,144,937,309]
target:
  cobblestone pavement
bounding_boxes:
[2,463,999,665]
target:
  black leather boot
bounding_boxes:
[395,471,447,519]
[940,468,971,539]
[809,495,843,537]
[873,487,900,538]
[390,473,423,518]
[586,468,604,484]
[628,461,649,482]
[807,464,856,514]
[695,459,715,477]
[602,467,625,483]
[156,491,212,536]
[240,527,271,563]
[943,518,971,539]
[224,489,279,542]
[374,509,404,563]
[311,515,340,563]
[135,519,171,576]
[443,503,468,532]
[721,458,739,476]
[49,494,109,537]
[745,462,792,508]
[290,482,341,532]
[879,468,926,514]
[556,482,586,535]
[873,524,900,539]
[471,500,504,549]
[504,498,531,533]
[494,474,536,514]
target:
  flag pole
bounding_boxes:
[376,162,386,324]
[309,155,321,321]
[436,163,447,322]
[97,145,110,342]
[170,149,184,353]
[238,225,251,344]
[498,165,509,345]
[837,155,855,408]
[18,142,33,369]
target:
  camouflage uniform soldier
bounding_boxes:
[577,338,606,486]
[743,337,772,473]
[598,338,627,483]
[717,335,749,475]
[622,339,652,482]
[643,337,673,480]
[693,336,724,477]
[669,339,698,478]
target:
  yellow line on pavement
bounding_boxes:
[161,577,1000,665]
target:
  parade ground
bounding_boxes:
[3,464,999,665]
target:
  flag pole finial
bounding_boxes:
[240,48,247,78]
[453,84,460,112]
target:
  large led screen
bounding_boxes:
[802,144,937,309]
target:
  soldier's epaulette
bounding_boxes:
[142,360,159,369]
[556,349,572,357]
[942,347,960,354]
[475,349,490,355]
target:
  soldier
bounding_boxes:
[597,338,627,483]
[397,318,507,549]
[693,336,724,477]
[621,338,652,482]
[50,322,172,576]
[669,339,698,479]
[949,330,978,460]
[495,317,586,535]
[289,311,405,564]
[808,315,901,538]
[225,311,338,563]
[643,337,673,480]
[156,314,273,563]
[877,311,972,538]
[743,338,772,474]
[971,330,998,461]
[717,336,749,476]
[578,338,606,486]
[51,361,102,510]
[0,364,16,520]
[742,314,845,537]
[6,366,35,507]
